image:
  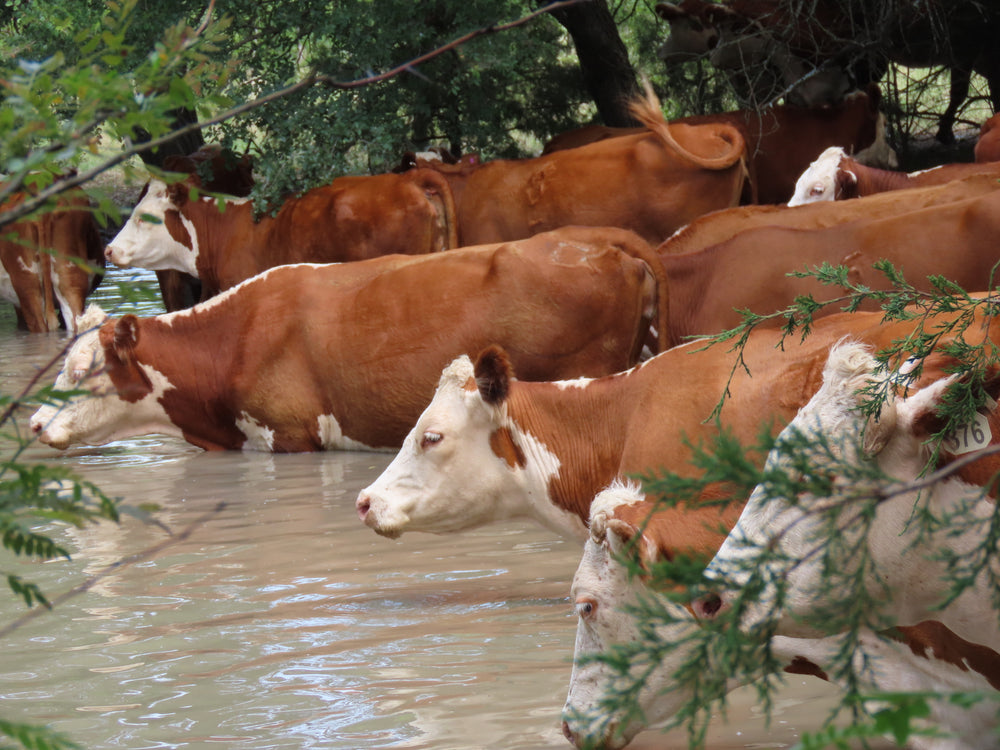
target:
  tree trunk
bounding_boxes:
[548,0,642,127]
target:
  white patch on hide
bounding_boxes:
[236,412,275,452]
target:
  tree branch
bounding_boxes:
[0,0,587,228]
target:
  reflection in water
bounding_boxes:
[0,268,884,749]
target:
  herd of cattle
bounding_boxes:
[9,83,1000,748]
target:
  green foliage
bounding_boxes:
[0,718,81,750]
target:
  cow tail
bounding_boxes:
[618,235,671,356]
[35,216,61,332]
[629,79,745,171]
[413,168,459,251]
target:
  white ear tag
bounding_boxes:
[943,396,997,455]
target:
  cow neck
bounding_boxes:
[504,372,639,524]
[185,196,257,295]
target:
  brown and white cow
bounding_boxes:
[542,87,886,205]
[30,227,661,452]
[413,86,747,247]
[789,145,1000,205]
[105,167,458,302]
[661,171,1000,256]
[1,186,104,334]
[655,183,1000,348]
[355,305,991,541]
[686,341,1000,750]
[563,308,1000,749]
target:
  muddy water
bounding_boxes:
[0,268,875,750]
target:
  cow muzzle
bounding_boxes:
[355,491,407,539]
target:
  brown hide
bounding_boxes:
[481,304,1000,525]
[91,226,658,451]
[975,114,1000,164]
[660,172,1000,255]
[541,89,880,205]
[833,155,1000,199]
[677,87,881,204]
[659,187,1000,348]
[421,98,746,247]
[0,187,103,332]
[165,167,458,301]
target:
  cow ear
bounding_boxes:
[863,405,898,456]
[166,180,191,206]
[112,315,141,362]
[605,518,665,567]
[655,2,683,20]
[473,345,513,406]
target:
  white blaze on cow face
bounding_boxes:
[355,354,578,539]
[788,146,850,206]
[29,305,182,449]
[105,180,199,275]
[562,482,702,750]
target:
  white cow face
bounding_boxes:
[356,349,572,539]
[105,180,199,275]
[697,342,882,637]
[788,146,852,206]
[29,305,180,449]
[563,483,705,749]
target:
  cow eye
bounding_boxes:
[420,431,443,450]
[575,597,598,620]
[809,184,824,196]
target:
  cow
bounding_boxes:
[789,145,1000,205]
[29,226,663,452]
[974,113,1000,164]
[562,310,1000,750]
[655,0,852,109]
[542,87,888,205]
[654,184,1000,348]
[355,304,991,542]
[410,85,747,247]
[154,144,256,311]
[656,1,1000,144]
[690,340,1000,750]
[1,186,104,334]
[661,172,1000,256]
[105,167,459,302]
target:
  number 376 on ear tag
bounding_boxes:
[943,411,994,455]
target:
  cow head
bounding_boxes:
[29,305,180,449]
[355,346,578,539]
[655,1,720,62]
[105,179,200,275]
[694,341,1000,640]
[562,482,706,749]
[788,146,855,205]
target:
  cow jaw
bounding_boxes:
[105,180,199,275]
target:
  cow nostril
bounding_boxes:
[696,592,724,619]
[356,495,370,521]
[561,720,574,744]
[31,421,41,434]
